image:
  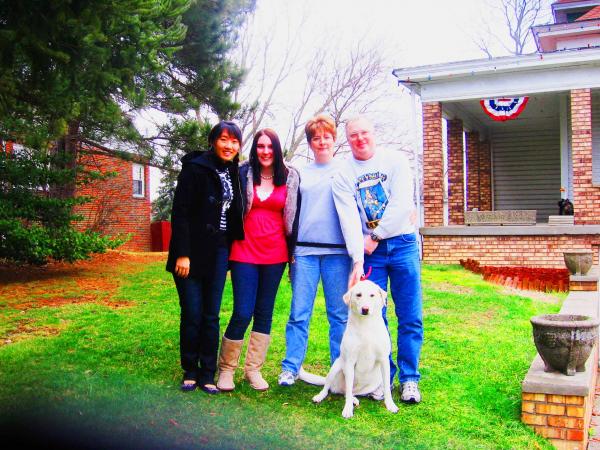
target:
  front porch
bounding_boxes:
[394,50,600,268]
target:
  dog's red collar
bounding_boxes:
[360,266,372,281]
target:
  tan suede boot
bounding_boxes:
[216,336,243,391]
[244,331,271,391]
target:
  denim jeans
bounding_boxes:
[173,245,229,385]
[364,233,423,384]
[281,254,351,374]
[225,261,286,340]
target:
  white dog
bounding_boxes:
[308,279,398,418]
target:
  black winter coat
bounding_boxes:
[166,151,244,279]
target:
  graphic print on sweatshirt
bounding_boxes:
[355,172,389,226]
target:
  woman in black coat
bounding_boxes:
[166,121,244,393]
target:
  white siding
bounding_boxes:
[492,128,561,222]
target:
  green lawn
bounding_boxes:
[0,256,563,449]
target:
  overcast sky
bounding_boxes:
[149,0,555,199]
[252,0,552,67]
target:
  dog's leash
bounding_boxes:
[360,266,372,281]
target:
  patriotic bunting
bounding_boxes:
[480,97,529,121]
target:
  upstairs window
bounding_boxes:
[132,163,145,198]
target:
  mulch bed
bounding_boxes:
[0,250,166,310]
[460,258,569,293]
[0,251,166,345]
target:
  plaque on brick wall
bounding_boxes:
[464,210,536,225]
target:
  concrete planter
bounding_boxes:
[530,314,599,376]
[563,250,593,276]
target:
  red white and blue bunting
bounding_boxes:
[480,97,529,121]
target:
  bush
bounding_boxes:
[0,150,126,265]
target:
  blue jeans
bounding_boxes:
[173,246,229,385]
[364,233,423,384]
[281,254,351,374]
[225,262,286,340]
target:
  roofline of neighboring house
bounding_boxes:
[532,17,600,51]
[392,46,600,94]
[532,17,600,36]
[552,0,600,15]
[79,138,174,172]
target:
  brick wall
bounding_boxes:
[422,102,444,227]
[522,391,591,447]
[447,119,465,225]
[464,132,493,213]
[479,140,492,211]
[521,349,598,449]
[571,88,600,225]
[74,152,151,251]
[466,131,481,210]
[422,235,599,268]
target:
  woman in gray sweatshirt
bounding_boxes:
[278,114,351,386]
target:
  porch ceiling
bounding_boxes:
[443,92,562,136]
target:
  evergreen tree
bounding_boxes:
[0,0,189,264]
[149,0,255,221]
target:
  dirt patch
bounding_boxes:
[426,282,475,295]
[0,251,166,310]
[500,286,562,304]
[0,251,166,345]
[2,319,63,346]
[424,306,447,315]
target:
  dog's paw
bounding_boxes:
[342,404,354,419]
[385,401,399,414]
[353,396,360,406]
[312,393,326,404]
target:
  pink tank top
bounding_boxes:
[230,184,288,264]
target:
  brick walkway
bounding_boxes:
[589,370,600,449]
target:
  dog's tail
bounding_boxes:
[298,366,326,386]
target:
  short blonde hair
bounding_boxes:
[305,114,337,142]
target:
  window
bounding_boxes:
[132,163,145,198]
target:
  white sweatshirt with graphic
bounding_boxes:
[332,149,416,265]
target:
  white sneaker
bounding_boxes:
[278,370,297,386]
[400,381,421,404]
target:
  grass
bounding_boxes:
[0,253,564,449]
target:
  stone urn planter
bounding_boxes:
[531,314,599,376]
[563,250,593,276]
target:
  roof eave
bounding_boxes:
[392,47,600,88]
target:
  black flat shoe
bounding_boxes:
[199,384,220,395]
[180,380,197,392]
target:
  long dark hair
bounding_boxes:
[208,121,242,150]
[249,128,287,186]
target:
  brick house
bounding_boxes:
[393,0,600,268]
[74,142,152,252]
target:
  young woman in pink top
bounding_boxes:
[217,129,300,392]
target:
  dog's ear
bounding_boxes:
[378,286,387,308]
[343,287,353,305]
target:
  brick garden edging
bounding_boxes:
[460,258,569,292]
[521,273,599,449]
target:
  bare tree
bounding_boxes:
[232,12,393,161]
[282,43,388,161]
[232,12,307,150]
[476,0,550,57]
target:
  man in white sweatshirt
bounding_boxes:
[332,116,423,404]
